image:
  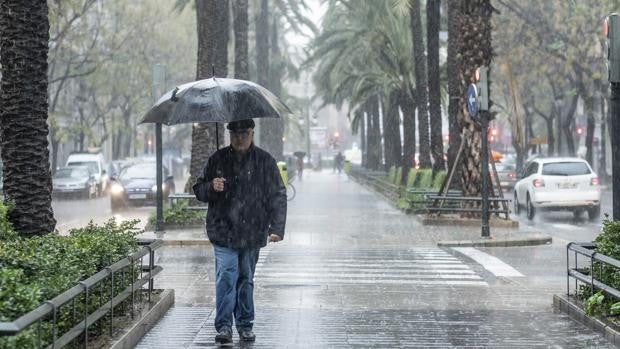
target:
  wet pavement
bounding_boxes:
[136,170,613,348]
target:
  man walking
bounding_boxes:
[193,119,287,344]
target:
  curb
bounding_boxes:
[109,289,175,349]
[161,239,211,246]
[418,215,519,228]
[438,235,552,247]
[553,294,620,347]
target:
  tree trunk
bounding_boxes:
[233,0,249,80]
[370,95,383,169]
[383,91,402,170]
[400,89,416,178]
[427,0,444,172]
[457,0,494,202]
[0,0,56,235]
[187,0,227,192]
[410,0,431,169]
[562,93,579,156]
[264,16,283,159]
[600,90,609,182]
[360,110,367,168]
[256,0,274,154]
[447,0,462,173]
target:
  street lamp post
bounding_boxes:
[605,14,620,220]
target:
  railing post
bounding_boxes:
[149,246,155,303]
[590,253,595,295]
[44,301,57,349]
[567,244,570,297]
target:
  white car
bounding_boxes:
[513,157,600,220]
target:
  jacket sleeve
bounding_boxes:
[192,156,220,203]
[266,158,287,237]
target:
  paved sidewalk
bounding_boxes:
[137,170,612,348]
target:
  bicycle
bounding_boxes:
[286,176,296,201]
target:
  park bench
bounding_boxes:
[425,195,512,219]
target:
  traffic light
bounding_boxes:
[605,13,620,83]
[476,66,489,111]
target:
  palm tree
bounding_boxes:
[0,0,56,235]
[409,0,431,169]
[446,0,462,175]
[456,0,495,198]
[307,1,414,173]
[186,0,228,192]
[427,0,445,172]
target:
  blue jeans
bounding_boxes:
[213,244,260,332]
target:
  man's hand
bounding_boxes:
[211,177,226,192]
[268,234,282,243]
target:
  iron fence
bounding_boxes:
[0,239,163,348]
[567,242,620,300]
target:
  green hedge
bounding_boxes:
[432,171,447,190]
[579,216,620,316]
[387,166,396,184]
[147,201,205,227]
[0,212,142,348]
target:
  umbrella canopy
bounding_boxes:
[293,151,306,158]
[140,77,291,125]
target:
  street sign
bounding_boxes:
[467,84,478,119]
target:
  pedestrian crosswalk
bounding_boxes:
[254,246,488,287]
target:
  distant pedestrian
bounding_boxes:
[334,151,344,174]
[193,119,287,344]
[296,154,304,180]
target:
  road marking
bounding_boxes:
[452,247,524,277]
[255,247,488,287]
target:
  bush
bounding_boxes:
[432,171,447,190]
[406,168,420,188]
[387,166,396,184]
[578,216,620,316]
[0,211,142,348]
[417,169,433,188]
[147,201,205,227]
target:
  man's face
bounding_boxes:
[230,128,254,153]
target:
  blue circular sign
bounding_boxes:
[467,84,478,119]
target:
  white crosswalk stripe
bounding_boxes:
[255,246,488,287]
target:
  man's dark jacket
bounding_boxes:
[193,144,287,249]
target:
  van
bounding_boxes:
[66,152,108,195]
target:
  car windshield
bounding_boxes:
[120,163,156,179]
[495,163,515,171]
[542,162,590,176]
[68,161,98,174]
[55,168,89,179]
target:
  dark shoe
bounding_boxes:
[238,328,256,342]
[215,326,233,344]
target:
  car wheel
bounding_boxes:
[526,194,535,220]
[573,209,584,220]
[588,206,601,221]
[513,192,520,215]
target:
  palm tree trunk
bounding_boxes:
[0,0,56,235]
[369,95,383,170]
[234,0,249,80]
[457,0,494,201]
[447,0,462,174]
[360,110,367,167]
[265,16,283,159]
[256,0,273,154]
[410,0,431,169]
[427,0,445,172]
[187,0,228,192]
[400,89,416,176]
[383,91,402,169]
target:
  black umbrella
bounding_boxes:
[140,77,291,126]
[293,151,306,158]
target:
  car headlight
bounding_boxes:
[151,184,167,192]
[110,183,124,195]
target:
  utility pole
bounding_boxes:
[605,14,620,220]
[477,67,490,238]
[152,64,166,232]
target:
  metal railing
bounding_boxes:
[0,239,163,348]
[426,195,511,219]
[566,242,620,300]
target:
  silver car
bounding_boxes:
[53,166,98,199]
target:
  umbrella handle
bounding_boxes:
[170,87,179,102]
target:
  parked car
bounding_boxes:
[109,162,175,211]
[513,157,600,220]
[53,166,98,199]
[66,152,108,195]
[494,162,517,191]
